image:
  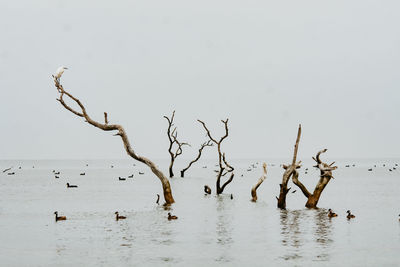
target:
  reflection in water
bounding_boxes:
[279,209,303,261]
[313,209,333,262]
[215,195,234,263]
[279,209,334,262]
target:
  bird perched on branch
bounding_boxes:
[54,66,68,81]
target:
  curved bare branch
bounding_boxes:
[251,163,267,202]
[53,77,174,204]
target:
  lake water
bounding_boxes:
[0,159,399,266]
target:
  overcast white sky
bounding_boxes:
[0,0,399,160]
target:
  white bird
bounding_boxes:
[54,66,68,80]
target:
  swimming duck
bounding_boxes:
[66,183,78,188]
[168,212,178,220]
[115,212,126,221]
[328,209,338,217]
[54,211,67,221]
[204,185,211,194]
[128,174,134,178]
[346,210,355,219]
[119,177,126,181]
[156,194,160,205]
[80,173,85,176]
[139,172,144,175]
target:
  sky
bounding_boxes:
[0,0,399,160]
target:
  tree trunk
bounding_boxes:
[169,158,175,178]
[277,124,301,209]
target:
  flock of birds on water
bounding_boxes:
[2,161,400,223]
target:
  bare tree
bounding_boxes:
[52,76,175,204]
[292,149,337,208]
[277,124,302,209]
[198,119,234,194]
[251,162,267,202]
[164,111,189,178]
[180,140,213,177]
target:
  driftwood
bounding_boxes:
[180,140,213,177]
[251,163,267,202]
[164,111,189,177]
[277,124,302,209]
[53,76,175,204]
[198,119,234,194]
[292,149,337,208]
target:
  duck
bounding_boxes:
[368,168,372,171]
[80,172,85,176]
[115,211,126,221]
[328,209,338,217]
[346,210,355,219]
[230,194,233,200]
[128,174,134,178]
[204,185,211,194]
[139,172,144,175]
[55,175,59,179]
[156,194,160,205]
[168,212,178,220]
[54,211,67,221]
[66,183,78,188]
[54,171,60,175]
[119,177,126,181]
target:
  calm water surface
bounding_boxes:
[0,159,399,266]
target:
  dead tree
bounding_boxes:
[292,149,337,208]
[164,111,189,177]
[52,76,175,204]
[277,124,302,209]
[198,119,234,194]
[180,140,213,177]
[251,162,267,202]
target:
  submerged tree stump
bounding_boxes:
[292,149,338,208]
[251,163,267,202]
[277,125,302,209]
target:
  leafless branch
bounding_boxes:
[53,76,175,204]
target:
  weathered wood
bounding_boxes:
[277,124,301,209]
[251,163,267,202]
[180,140,213,177]
[53,77,175,204]
[164,111,189,178]
[292,149,338,208]
[198,119,234,194]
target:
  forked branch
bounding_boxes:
[198,119,234,194]
[164,111,189,177]
[180,140,213,177]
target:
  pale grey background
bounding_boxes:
[0,0,399,160]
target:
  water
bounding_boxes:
[0,159,399,266]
